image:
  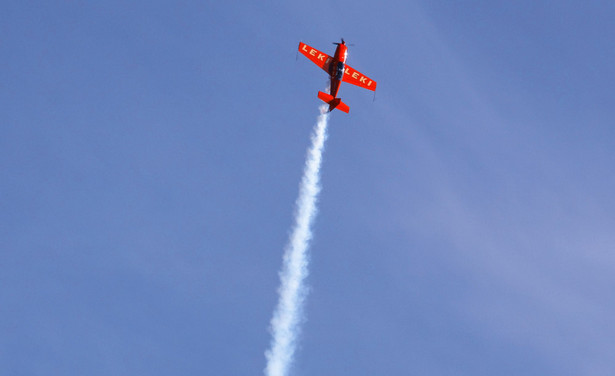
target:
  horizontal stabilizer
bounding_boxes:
[317,91,334,103]
[317,91,350,114]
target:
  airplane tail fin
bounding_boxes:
[318,91,350,113]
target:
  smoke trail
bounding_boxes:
[265,105,330,376]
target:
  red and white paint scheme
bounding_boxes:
[298,39,376,114]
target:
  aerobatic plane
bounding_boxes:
[298,39,377,114]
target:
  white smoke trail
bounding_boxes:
[264,105,330,376]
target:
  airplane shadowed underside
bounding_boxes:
[298,39,377,114]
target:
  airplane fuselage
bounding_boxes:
[328,43,348,99]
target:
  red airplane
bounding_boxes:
[298,39,377,113]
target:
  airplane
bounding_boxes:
[298,38,377,114]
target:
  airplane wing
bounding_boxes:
[342,64,377,91]
[298,42,333,74]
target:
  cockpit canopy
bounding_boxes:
[335,62,345,80]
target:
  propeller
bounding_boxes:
[332,38,354,46]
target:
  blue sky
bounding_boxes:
[2,1,615,374]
